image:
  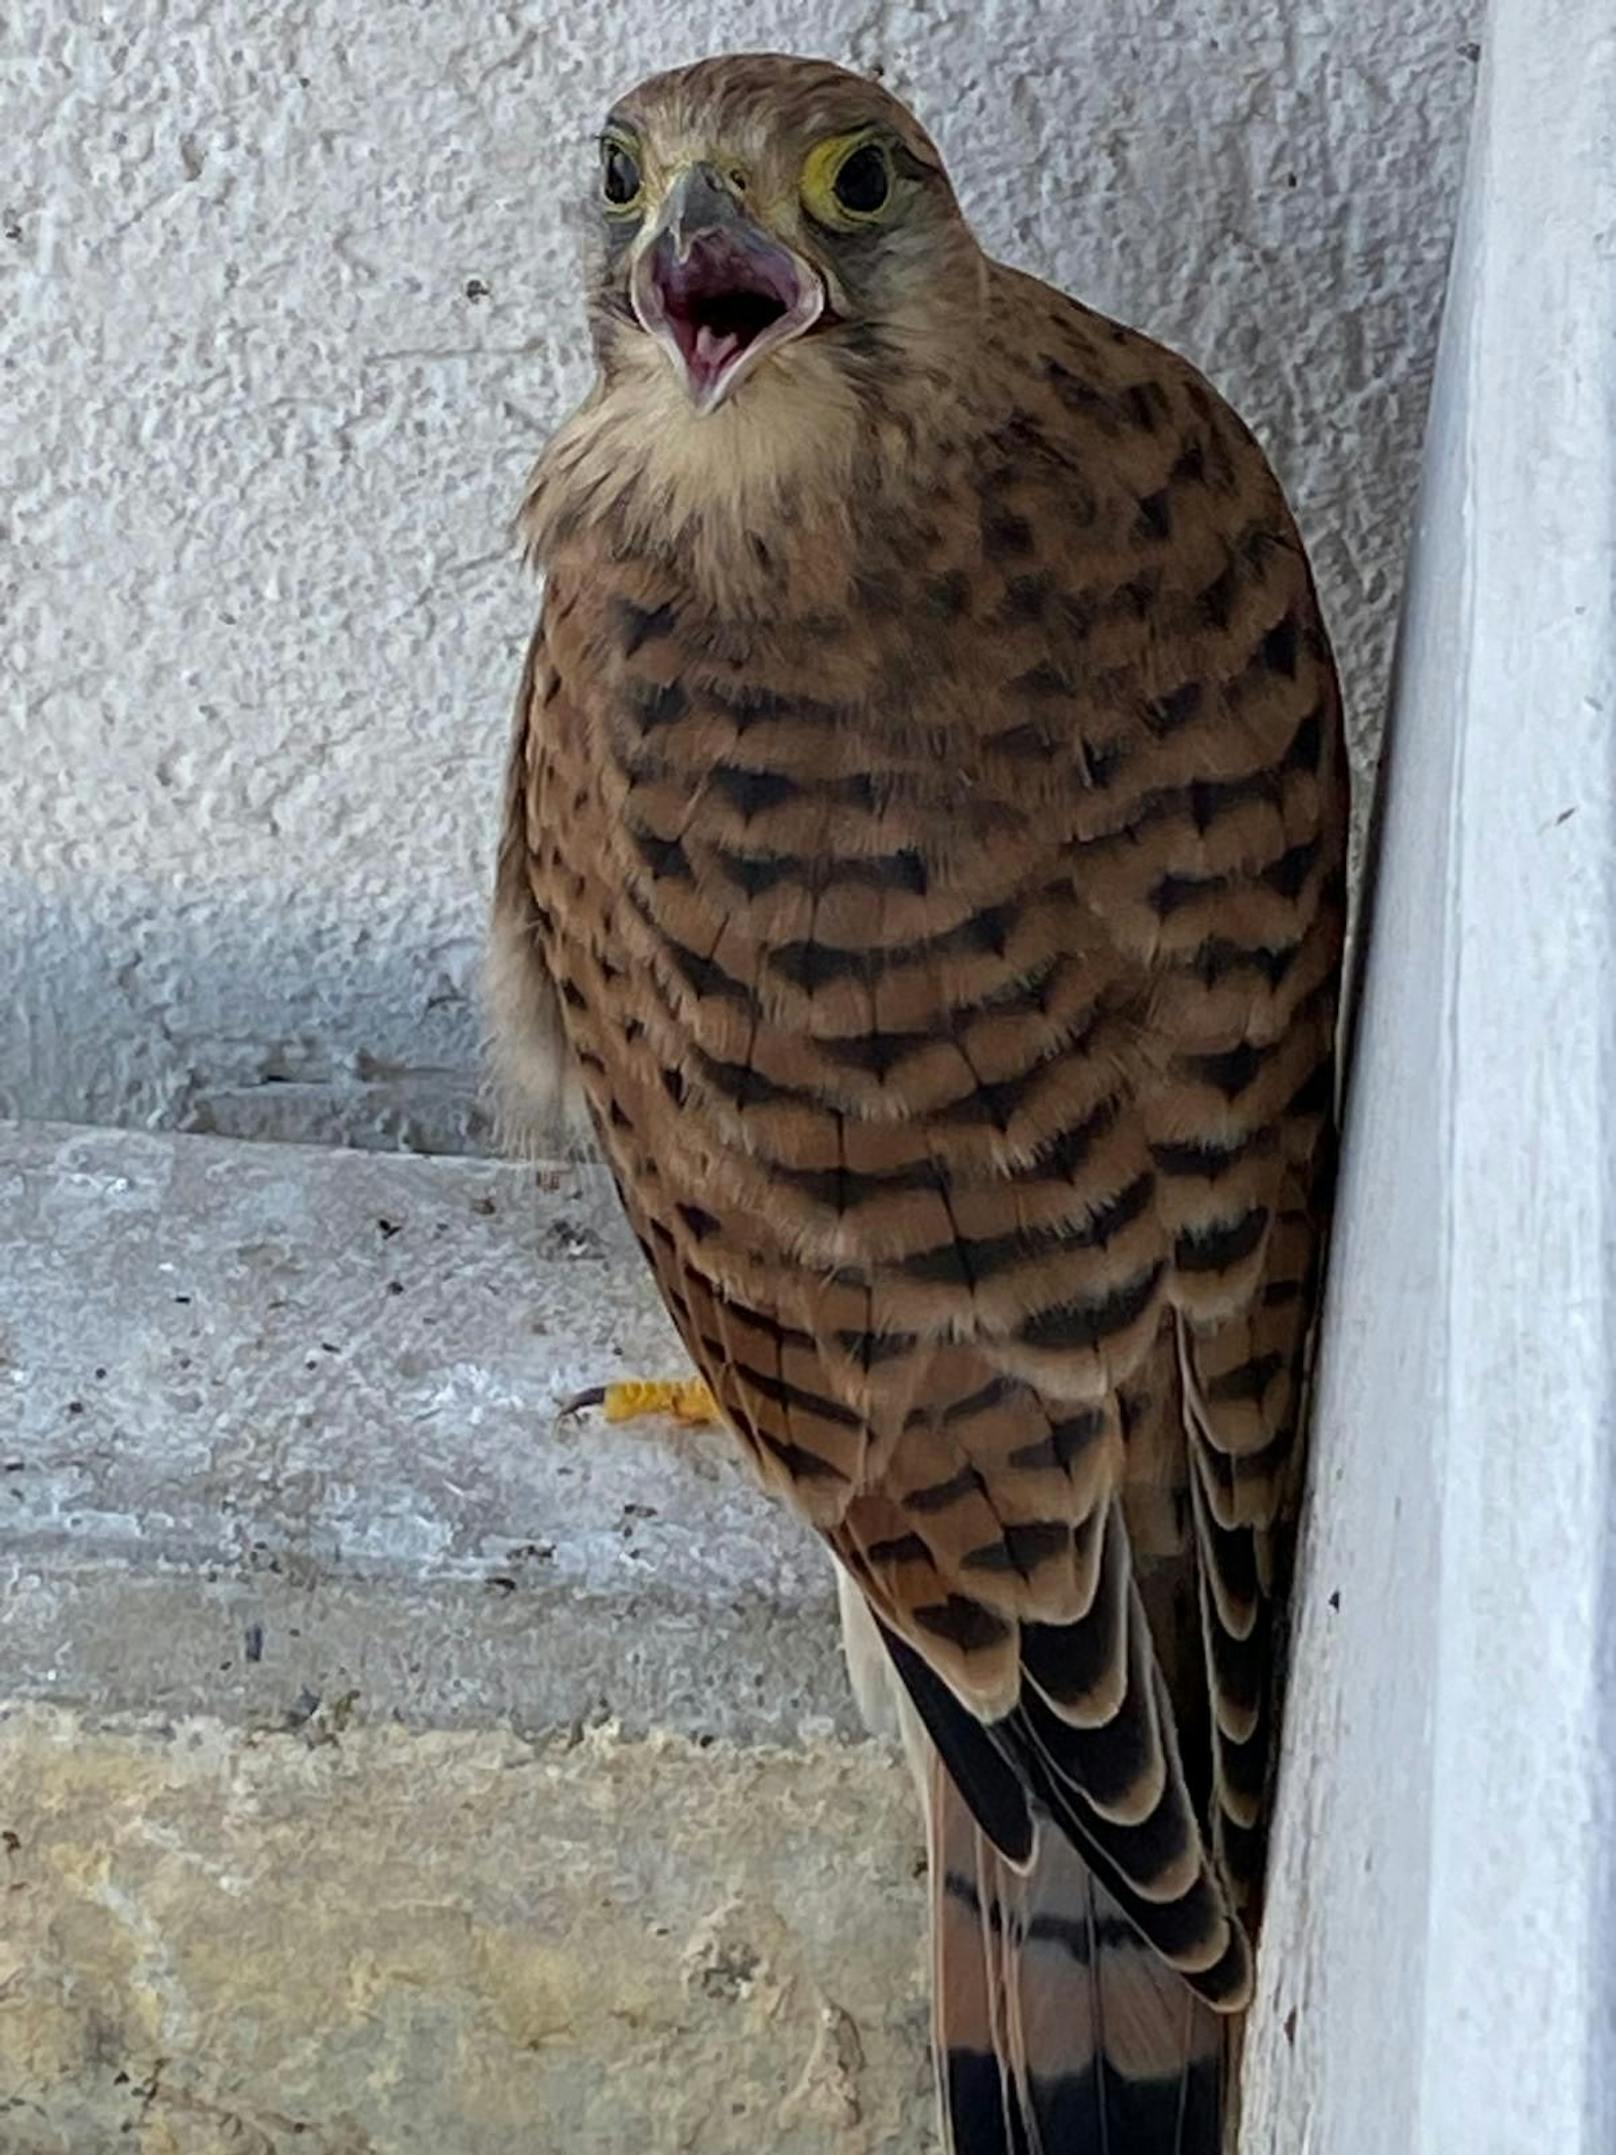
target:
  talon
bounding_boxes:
[562,1376,719,1425]
[559,1385,608,1418]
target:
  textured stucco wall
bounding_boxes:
[3,0,1479,1148]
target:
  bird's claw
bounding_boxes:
[559,1375,719,1425]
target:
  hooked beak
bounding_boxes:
[630,163,823,414]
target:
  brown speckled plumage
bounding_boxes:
[492,52,1344,2151]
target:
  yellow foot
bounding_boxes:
[560,1375,719,1426]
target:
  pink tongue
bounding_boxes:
[695,324,740,372]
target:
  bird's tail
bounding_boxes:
[929,1752,1231,2154]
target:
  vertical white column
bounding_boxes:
[1243,3,1616,2148]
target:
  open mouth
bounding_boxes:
[635,226,821,411]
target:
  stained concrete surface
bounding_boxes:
[0,1122,932,2149]
[0,1709,931,2154]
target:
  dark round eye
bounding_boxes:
[833,141,891,215]
[602,142,641,208]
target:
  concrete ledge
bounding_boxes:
[1,1120,854,1742]
[0,1121,930,2147]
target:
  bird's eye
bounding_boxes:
[801,132,897,226]
[601,140,642,211]
[833,142,891,216]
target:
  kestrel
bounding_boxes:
[490,53,1345,2154]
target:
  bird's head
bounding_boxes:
[583,54,982,418]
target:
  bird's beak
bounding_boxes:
[630,163,824,414]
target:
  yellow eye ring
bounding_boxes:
[801,131,895,226]
[600,134,644,216]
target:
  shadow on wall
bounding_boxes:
[0,878,512,1156]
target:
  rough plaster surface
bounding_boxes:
[1,1120,855,1740]
[3,0,1478,1146]
[0,1706,933,2154]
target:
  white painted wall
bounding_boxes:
[1243,0,1616,2145]
[3,0,1479,1149]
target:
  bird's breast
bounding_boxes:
[529,563,1153,1314]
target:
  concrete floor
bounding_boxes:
[0,1122,934,2152]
